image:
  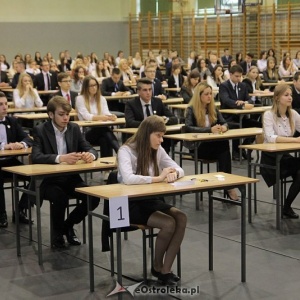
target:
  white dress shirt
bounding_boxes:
[13,88,43,108]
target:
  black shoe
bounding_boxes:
[0,212,8,228]
[157,273,177,286]
[283,207,299,219]
[65,226,81,245]
[151,267,180,282]
[52,234,66,248]
[232,152,240,161]
[12,210,34,225]
[242,149,253,160]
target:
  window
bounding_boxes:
[138,0,172,15]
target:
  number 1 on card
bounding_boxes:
[109,196,130,228]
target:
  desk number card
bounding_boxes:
[109,196,130,229]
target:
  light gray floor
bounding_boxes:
[1,153,300,300]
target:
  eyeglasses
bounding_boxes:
[61,80,72,83]
[89,84,98,88]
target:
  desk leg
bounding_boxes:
[116,228,122,289]
[88,195,95,292]
[170,139,175,160]
[195,142,200,210]
[239,116,243,164]
[208,191,213,271]
[241,185,246,282]
[247,150,252,223]
[35,178,43,265]
[275,154,281,230]
[13,174,21,256]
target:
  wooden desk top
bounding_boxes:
[2,157,116,176]
[162,98,183,104]
[0,88,58,95]
[168,104,188,110]
[219,106,271,115]
[240,142,300,153]
[262,81,293,87]
[75,172,258,199]
[0,148,32,157]
[164,127,262,142]
[113,124,184,135]
[72,118,125,127]
[165,87,181,92]
[8,106,47,114]
[14,111,77,120]
[105,94,137,100]
[249,91,274,97]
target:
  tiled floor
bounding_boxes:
[1,155,300,300]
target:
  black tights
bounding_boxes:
[284,170,300,209]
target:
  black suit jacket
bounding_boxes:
[0,116,33,147]
[152,78,166,98]
[240,61,257,75]
[221,55,232,66]
[167,74,184,97]
[11,72,34,88]
[292,85,300,114]
[125,96,177,128]
[52,90,77,109]
[101,77,130,96]
[34,71,58,91]
[0,71,9,84]
[219,80,252,122]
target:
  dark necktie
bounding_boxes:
[114,83,119,92]
[0,120,7,125]
[145,104,151,117]
[47,74,51,90]
[235,84,239,98]
[66,93,71,104]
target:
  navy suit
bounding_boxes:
[32,121,99,234]
[221,55,232,66]
[34,71,58,105]
[239,61,257,75]
[0,117,33,214]
[167,74,184,97]
[11,72,34,88]
[52,89,77,109]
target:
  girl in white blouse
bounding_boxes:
[261,84,300,219]
[118,115,186,286]
[75,76,119,157]
[13,73,43,108]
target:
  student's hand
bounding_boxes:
[81,152,94,163]
[160,167,176,181]
[115,91,124,96]
[211,124,222,134]
[157,94,167,100]
[235,100,245,106]
[4,142,24,150]
[60,152,82,164]
[166,172,177,183]
[108,114,117,121]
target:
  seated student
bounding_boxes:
[292,72,300,114]
[11,61,35,89]
[267,48,277,65]
[118,58,136,85]
[207,53,222,74]
[187,50,196,70]
[262,57,283,91]
[0,69,10,88]
[240,52,257,75]
[0,92,33,228]
[26,60,41,76]
[57,57,71,73]
[76,76,119,157]
[140,58,165,83]
[223,59,237,81]
[206,64,225,100]
[185,83,239,201]
[125,79,177,153]
[219,65,261,160]
[180,70,200,104]
[118,115,186,285]
[71,65,86,94]
[192,58,211,82]
[221,48,232,66]
[52,72,77,109]
[13,73,43,108]
[132,51,142,70]
[32,96,100,247]
[242,66,264,106]
[167,64,184,98]
[91,60,110,83]
[144,65,167,100]
[293,51,300,69]
[261,84,300,219]
[257,50,267,73]
[165,56,187,79]
[0,54,10,72]
[278,56,298,79]
[101,67,132,112]
[34,51,43,67]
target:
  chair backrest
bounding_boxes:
[255,133,264,144]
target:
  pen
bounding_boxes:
[100,161,114,164]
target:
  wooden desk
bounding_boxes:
[2,157,117,265]
[14,111,77,122]
[249,91,274,98]
[113,124,184,135]
[0,88,58,95]
[8,106,47,114]
[162,98,184,105]
[76,172,258,291]
[105,94,137,101]
[165,87,181,92]
[0,148,32,157]
[240,143,300,230]
[262,81,293,87]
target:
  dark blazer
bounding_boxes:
[141,68,164,82]
[221,55,233,66]
[242,78,263,105]
[0,116,33,147]
[180,85,193,104]
[165,65,187,79]
[52,90,77,109]
[11,72,35,88]
[101,77,131,96]
[240,61,257,75]
[292,85,300,114]
[34,71,58,91]
[0,71,9,84]
[167,74,184,97]
[125,96,178,128]
[219,80,252,122]
[152,78,166,98]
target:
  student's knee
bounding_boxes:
[162,216,176,234]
